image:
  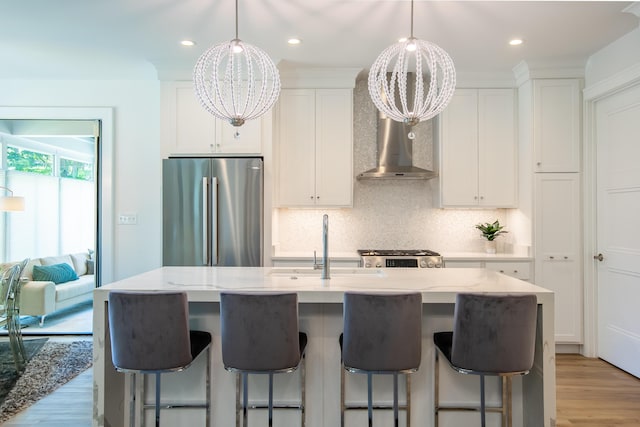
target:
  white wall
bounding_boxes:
[586,26,640,87]
[0,79,161,282]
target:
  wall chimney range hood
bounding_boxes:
[358,72,437,180]
[357,115,437,180]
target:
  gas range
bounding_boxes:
[358,249,444,269]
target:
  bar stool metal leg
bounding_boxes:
[155,373,161,427]
[367,372,373,427]
[406,374,412,427]
[434,350,440,427]
[340,363,346,427]
[268,373,274,427]
[301,355,306,427]
[393,372,399,427]
[243,373,249,427]
[480,374,486,427]
[501,376,508,427]
[506,376,513,427]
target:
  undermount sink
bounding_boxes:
[267,267,385,279]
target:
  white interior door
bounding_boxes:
[596,83,640,378]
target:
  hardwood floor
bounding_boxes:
[556,354,640,427]
[3,354,640,426]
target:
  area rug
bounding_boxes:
[0,338,48,404]
[0,339,93,423]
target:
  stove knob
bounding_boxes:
[427,261,435,268]
[435,263,442,268]
[364,262,371,268]
[375,262,382,268]
[420,260,427,268]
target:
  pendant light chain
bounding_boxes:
[368,0,456,135]
[193,0,281,127]
[235,0,239,40]
[410,0,414,39]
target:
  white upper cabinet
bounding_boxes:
[438,88,517,208]
[160,81,264,157]
[533,79,582,172]
[275,88,353,207]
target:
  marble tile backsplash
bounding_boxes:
[274,78,513,255]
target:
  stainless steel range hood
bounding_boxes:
[357,114,437,180]
[357,73,437,180]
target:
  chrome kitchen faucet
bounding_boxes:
[313,214,330,279]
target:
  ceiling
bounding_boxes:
[2,1,639,80]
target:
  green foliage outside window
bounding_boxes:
[7,146,53,175]
[60,158,93,181]
[6,146,93,181]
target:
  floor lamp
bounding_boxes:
[0,186,25,212]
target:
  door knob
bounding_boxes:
[593,253,604,262]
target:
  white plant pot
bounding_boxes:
[484,240,497,254]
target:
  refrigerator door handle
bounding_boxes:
[202,177,209,265]
[211,177,218,265]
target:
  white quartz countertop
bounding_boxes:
[271,252,532,262]
[441,252,533,261]
[96,266,551,304]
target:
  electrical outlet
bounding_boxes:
[118,213,137,225]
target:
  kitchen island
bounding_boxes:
[93,267,555,427]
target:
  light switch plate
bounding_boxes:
[118,213,137,225]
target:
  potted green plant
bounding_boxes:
[475,220,508,253]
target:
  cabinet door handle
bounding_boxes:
[537,162,541,166]
[549,256,554,259]
[310,196,314,199]
[480,196,484,200]
[564,256,568,260]
[499,270,505,273]
[594,253,604,262]
[513,270,518,273]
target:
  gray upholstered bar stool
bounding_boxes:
[433,293,537,427]
[108,291,212,427]
[340,291,422,427]
[220,292,307,427]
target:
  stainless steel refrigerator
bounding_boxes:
[162,157,263,266]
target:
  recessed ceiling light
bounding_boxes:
[288,38,302,45]
[509,39,524,46]
[181,40,196,47]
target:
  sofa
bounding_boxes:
[1,252,95,326]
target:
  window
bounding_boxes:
[6,146,53,176]
[1,124,96,262]
[60,157,93,181]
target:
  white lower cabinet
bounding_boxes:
[484,261,532,281]
[445,259,532,281]
[534,173,582,343]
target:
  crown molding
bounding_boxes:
[512,61,585,86]
[278,67,361,89]
[623,2,640,19]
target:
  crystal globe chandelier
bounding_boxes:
[368,0,456,139]
[193,0,280,128]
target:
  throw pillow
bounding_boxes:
[32,263,79,284]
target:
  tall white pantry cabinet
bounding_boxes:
[526,78,584,345]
